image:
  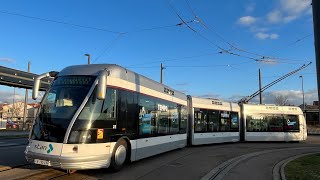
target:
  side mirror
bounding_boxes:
[97,70,109,100]
[32,73,50,100]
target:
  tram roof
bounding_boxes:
[58,64,187,100]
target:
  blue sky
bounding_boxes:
[0,0,317,105]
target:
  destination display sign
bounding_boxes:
[53,76,95,86]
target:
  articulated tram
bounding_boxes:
[241,104,307,141]
[25,64,307,172]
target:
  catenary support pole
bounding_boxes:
[312,0,320,124]
[22,61,30,130]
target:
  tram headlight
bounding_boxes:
[68,130,93,144]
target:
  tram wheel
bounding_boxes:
[110,139,128,172]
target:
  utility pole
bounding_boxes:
[85,54,91,64]
[12,87,15,122]
[160,63,165,84]
[259,68,262,104]
[22,61,30,130]
[299,75,305,112]
[312,0,320,124]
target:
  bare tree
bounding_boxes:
[10,101,25,118]
[274,95,289,105]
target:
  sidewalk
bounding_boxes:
[307,125,320,135]
[0,130,30,138]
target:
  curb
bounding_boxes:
[273,152,320,180]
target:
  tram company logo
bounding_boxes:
[47,144,54,154]
[34,143,54,154]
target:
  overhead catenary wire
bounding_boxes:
[270,33,313,55]
[126,51,222,67]
[93,33,126,63]
[0,10,189,35]
[182,0,309,63]
[167,1,280,63]
[0,10,124,34]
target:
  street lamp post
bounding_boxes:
[299,75,305,111]
[85,54,90,64]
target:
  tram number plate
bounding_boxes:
[34,159,51,166]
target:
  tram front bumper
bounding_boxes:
[25,150,111,170]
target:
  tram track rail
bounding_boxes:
[201,146,320,180]
[0,163,75,180]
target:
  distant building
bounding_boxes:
[300,102,319,125]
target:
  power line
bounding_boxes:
[0,10,189,35]
[182,1,308,63]
[167,0,197,32]
[126,51,221,67]
[93,33,125,63]
[0,10,124,34]
[270,33,313,55]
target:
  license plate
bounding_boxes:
[34,159,51,166]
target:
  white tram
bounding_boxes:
[25,64,188,171]
[188,96,240,145]
[25,64,307,172]
[241,104,307,141]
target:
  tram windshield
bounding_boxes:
[30,76,95,143]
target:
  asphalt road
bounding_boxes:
[0,136,319,180]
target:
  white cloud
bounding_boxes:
[243,89,318,106]
[238,16,257,25]
[0,90,24,103]
[255,32,279,40]
[250,27,269,32]
[267,0,311,24]
[267,10,282,23]
[280,0,311,15]
[270,33,279,39]
[0,58,15,63]
[245,3,255,13]
[255,32,269,40]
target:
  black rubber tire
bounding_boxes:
[109,139,128,172]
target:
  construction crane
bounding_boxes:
[238,62,312,104]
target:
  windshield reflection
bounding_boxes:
[31,76,95,143]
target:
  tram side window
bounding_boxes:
[220,111,230,132]
[139,95,156,135]
[100,88,117,120]
[194,109,207,132]
[283,115,299,132]
[157,100,173,135]
[169,104,180,134]
[268,115,283,132]
[230,112,239,131]
[246,114,263,132]
[179,105,187,133]
[207,110,219,132]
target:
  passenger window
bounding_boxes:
[284,115,299,131]
[268,115,283,132]
[101,89,117,120]
[220,111,230,131]
[246,114,264,132]
[230,112,239,131]
[208,110,219,132]
[179,106,188,133]
[169,104,179,134]
[194,109,207,132]
[139,95,157,135]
